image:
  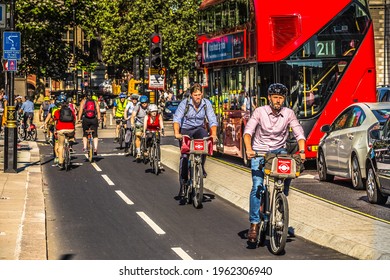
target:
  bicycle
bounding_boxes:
[86,129,94,162]
[254,152,301,255]
[118,118,126,149]
[179,135,213,209]
[129,127,136,157]
[147,130,162,175]
[63,132,73,171]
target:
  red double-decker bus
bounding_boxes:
[196,0,376,164]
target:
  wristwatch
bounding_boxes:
[299,150,305,154]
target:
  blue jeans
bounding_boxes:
[249,148,291,224]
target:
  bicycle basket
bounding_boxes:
[264,153,301,178]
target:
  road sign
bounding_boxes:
[148,67,165,90]
[3,60,17,72]
[0,4,6,29]
[3,31,21,60]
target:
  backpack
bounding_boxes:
[84,100,96,118]
[99,100,106,109]
[59,106,74,122]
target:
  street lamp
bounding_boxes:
[4,0,17,173]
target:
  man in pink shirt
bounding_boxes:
[243,83,306,243]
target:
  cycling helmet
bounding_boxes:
[92,95,98,101]
[267,83,289,97]
[148,104,158,112]
[56,95,66,105]
[67,97,73,103]
[44,96,50,101]
[131,94,139,100]
[119,93,127,99]
[139,95,148,103]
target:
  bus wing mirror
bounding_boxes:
[320,124,331,133]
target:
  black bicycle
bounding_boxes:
[255,153,300,255]
[118,118,126,149]
[86,129,94,162]
[147,130,162,175]
[179,135,213,209]
[63,132,73,171]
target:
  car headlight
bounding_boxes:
[165,108,171,113]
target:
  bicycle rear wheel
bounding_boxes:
[152,143,159,175]
[192,159,203,209]
[18,126,25,141]
[269,192,289,255]
[87,137,93,162]
[64,143,71,171]
[31,128,37,141]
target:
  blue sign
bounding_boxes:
[3,31,21,60]
[202,31,246,64]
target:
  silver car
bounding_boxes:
[317,102,390,189]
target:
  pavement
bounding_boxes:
[1,111,390,260]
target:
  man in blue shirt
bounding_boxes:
[20,96,35,131]
[173,83,218,198]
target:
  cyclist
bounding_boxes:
[112,93,128,142]
[19,96,35,135]
[123,94,139,155]
[130,95,149,160]
[0,89,7,135]
[45,94,65,164]
[243,83,306,243]
[98,95,109,128]
[143,104,165,169]
[39,96,51,123]
[52,95,76,170]
[78,91,100,155]
[173,83,218,198]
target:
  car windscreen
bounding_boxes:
[372,109,390,124]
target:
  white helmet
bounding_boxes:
[148,104,158,112]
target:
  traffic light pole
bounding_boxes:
[4,0,18,173]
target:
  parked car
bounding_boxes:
[365,118,390,204]
[317,102,390,189]
[163,100,180,120]
[376,85,390,102]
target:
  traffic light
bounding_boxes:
[83,71,89,87]
[144,56,150,79]
[133,56,140,80]
[150,33,162,68]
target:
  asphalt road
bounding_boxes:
[39,135,352,260]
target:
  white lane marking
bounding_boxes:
[102,174,115,186]
[91,162,102,172]
[299,174,316,179]
[171,247,193,260]
[136,211,166,235]
[115,190,134,205]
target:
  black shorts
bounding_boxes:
[82,117,98,138]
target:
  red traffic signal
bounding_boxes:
[150,33,162,68]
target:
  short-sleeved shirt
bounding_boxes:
[133,104,148,126]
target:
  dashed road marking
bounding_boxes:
[171,247,193,260]
[115,190,134,205]
[102,174,115,186]
[92,162,102,172]
[136,211,166,235]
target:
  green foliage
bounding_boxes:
[14,0,202,80]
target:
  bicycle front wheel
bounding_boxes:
[31,128,37,141]
[269,192,289,255]
[152,143,159,175]
[192,159,203,209]
[119,128,125,149]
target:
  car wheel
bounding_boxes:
[366,165,388,205]
[317,150,334,182]
[351,155,365,190]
